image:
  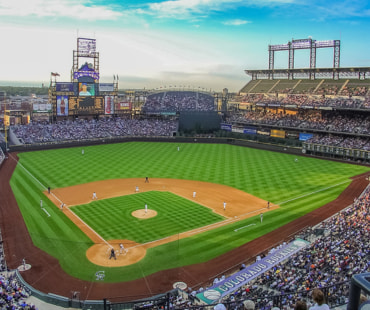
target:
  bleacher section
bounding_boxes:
[142,91,215,113]
[291,79,321,94]
[240,79,370,96]
[239,79,261,93]
[268,79,298,94]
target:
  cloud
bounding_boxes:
[222,19,251,26]
[136,0,299,20]
[0,0,122,20]
[312,1,370,18]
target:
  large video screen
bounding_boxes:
[78,83,95,96]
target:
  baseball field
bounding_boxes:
[7,142,370,288]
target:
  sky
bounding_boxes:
[0,0,370,92]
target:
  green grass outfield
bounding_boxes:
[10,142,370,282]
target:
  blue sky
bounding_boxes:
[0,0,369,92]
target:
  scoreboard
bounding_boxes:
[68,96,104,115]
[54,81,116,116]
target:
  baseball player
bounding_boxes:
[40,199,43,208]
[260,213,263,223]
[223,201,226,211]
[92,192,97,200]
[145,203,148,214]
[109,248,116,260]
[193,191,196,198]
[119,243,128,255]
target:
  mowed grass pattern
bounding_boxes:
[72,191,224,242]
[10,142,370,282]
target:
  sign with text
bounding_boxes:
[197,239,310,304]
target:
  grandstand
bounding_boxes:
[240,78,370,96]
[226,37,370,163]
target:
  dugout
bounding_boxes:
[178,111,221,133]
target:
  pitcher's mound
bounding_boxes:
[86,240,147,267]
[132,209,157,219]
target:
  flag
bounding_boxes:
[51,72,60,77]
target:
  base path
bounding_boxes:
[47,178,271,267]
[1,154,369,301]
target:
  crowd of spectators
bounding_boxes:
[11,117,178,144]
[0,273,35,309]
[0,227,37,309]
[237,94,367,110]
[341,85,369,97]
[305,134,370,151]
[143,91,214,113]
[0,148,5,166]
[226,109,370,151]
[179,184,370,310]
[227,110,370,134]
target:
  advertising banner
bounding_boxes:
[257,129,270,136]
[118,102,132,110]
[271,129,286,138]
[299,133,313,141]
[220,123,232,131]
[56,83,74,92]
[33,103,52,112]
[243,127,257,135]
[105,96,114,115]
[56,95,69,116]
[232,127,244,133]
[99,83,114,92]
[197,239,310,305]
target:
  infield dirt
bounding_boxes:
[46,178,272,267]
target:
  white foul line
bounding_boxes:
[234,223,256,232]
[277,180,351,205]
[9,153,113,249]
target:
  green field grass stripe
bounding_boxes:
[10,153,47,191]
[277,179,351,205]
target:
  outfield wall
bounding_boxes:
[9,133,369,167]
[8,135,302,157]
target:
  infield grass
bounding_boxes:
[10,142,370,282]
[73,191,225,242]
